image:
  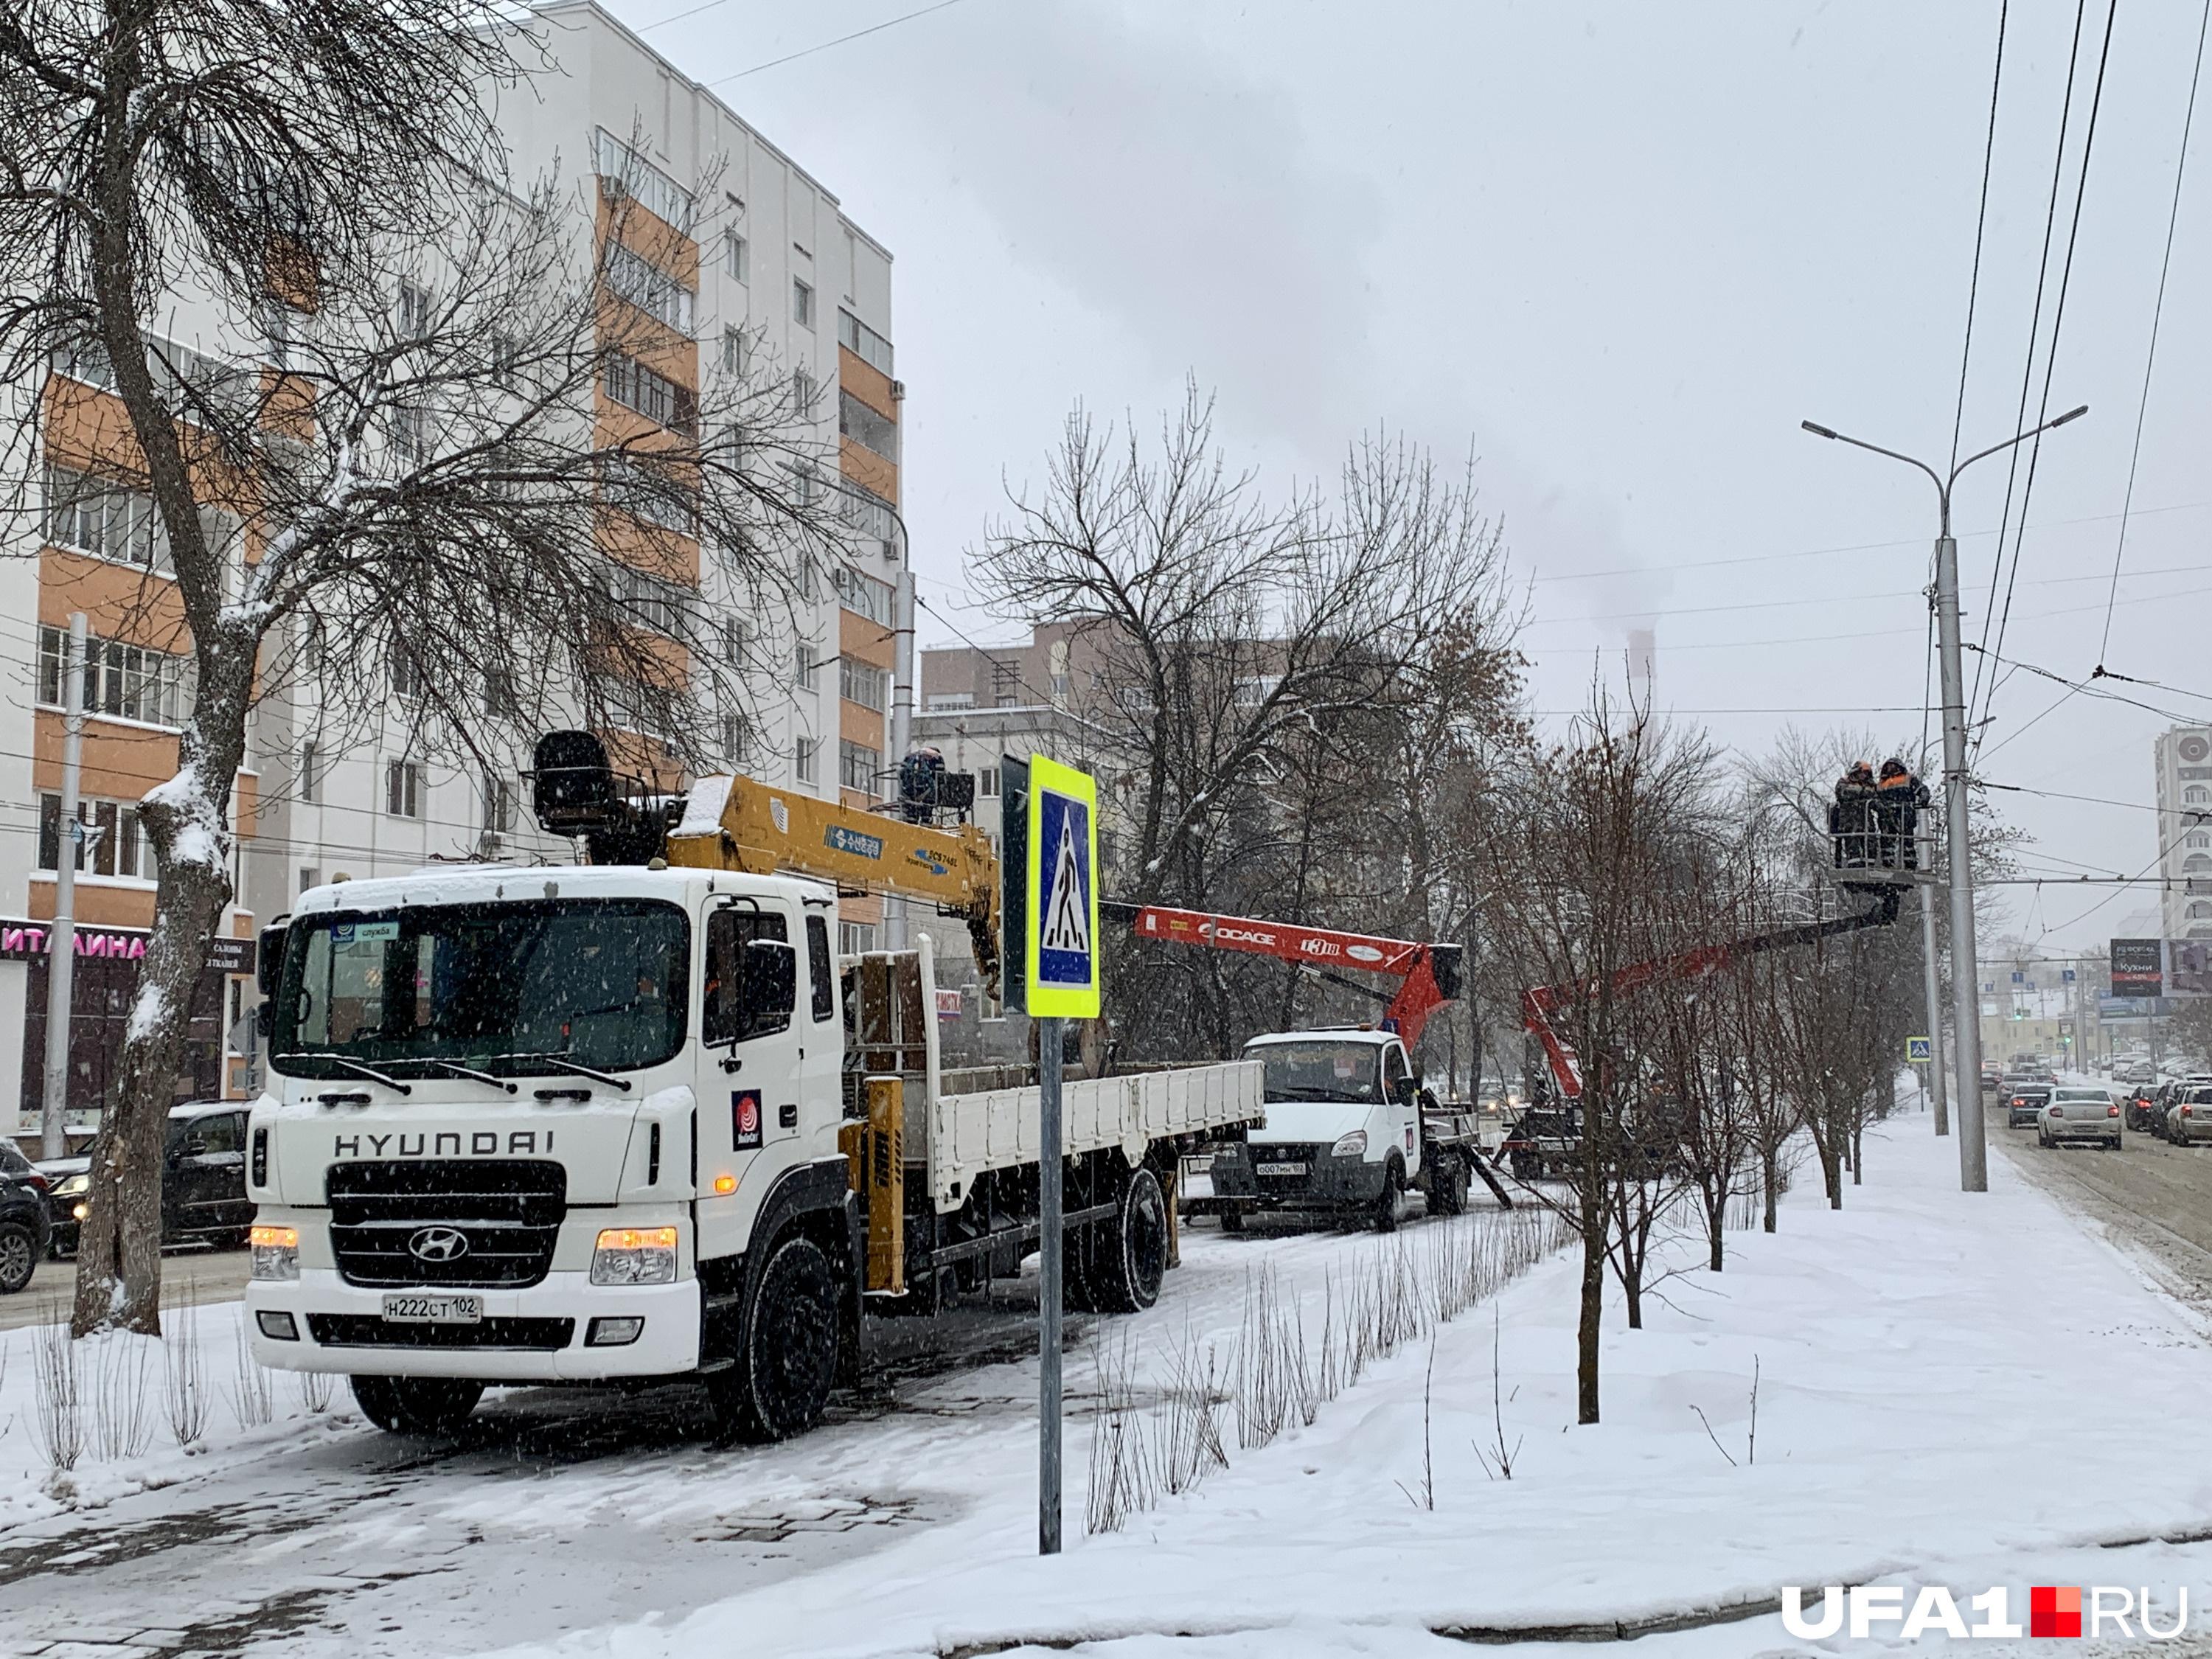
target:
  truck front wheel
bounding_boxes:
[350,1374,484,1436]
[717,1234,840,1442]
[1088,1167,1168,1313]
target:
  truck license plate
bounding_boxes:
[382,1293,483,1324]
[1256,1161,1308,1178]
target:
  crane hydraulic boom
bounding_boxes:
[1123,904,1462,1046]
[530,731,1001,993]
[1521,886,1901,1099]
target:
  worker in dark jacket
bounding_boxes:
[1875,759,1932,869]
[1831,762,1877,866]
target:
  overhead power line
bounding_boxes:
[1951,1,2011,474]
[2098,0,2212,668]
[703,0,976,86]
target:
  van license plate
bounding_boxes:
[382,1294,482,1324]
[1256,1162,1308,1178]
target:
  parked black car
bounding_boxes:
[2125,1084,2163,1133]
[0,1141,52,1293]
[45,1102,254,1256]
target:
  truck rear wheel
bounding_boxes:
[350,1374,484,1436]
[716,1234,840,1442]
[1088,1167,1168,1313]
[1371,1156,1405,1234]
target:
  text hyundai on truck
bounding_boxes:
[243,737,1260,1439]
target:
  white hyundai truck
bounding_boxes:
[243,738,1262,1440]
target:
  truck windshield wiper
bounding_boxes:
[489,1052,633,1092]
[396,1059,519,1094]
[285,1053,413,1095]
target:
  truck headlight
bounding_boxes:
[1330,1130,1368,1158]
[592,1226,678,1286]
[249,1224,299,1282]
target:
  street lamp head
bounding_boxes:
[2052,404,2089,428]
[1801,420,1838,439]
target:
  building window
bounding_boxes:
[2191,902,2212,921]
[720,326,748,378]
[38,795,151,880]
[484,669,517,718]
[838,389,899,465]
[482,771,517,834]
[592,128,696,232]
[832,562,895,627]
[838,481,899,557]
[299,742,319,804]
[835,309,894,378]
[794,736,819,784]
[978,766,999,799]
[840,658,888,712]
[793,277,815,330]
[725,229,749,285]
[390,403,432,468]
[603,240,695,335]
[385,759,422,818]
[38,625,189,726]
[2186,853,2212,875]
[925,692,974,711]
[599,453,699,537]
[391,650,422,700]
[839,739,881,794]
[603,350,695,435]
[41,464,164,570]
[396,279,435,339]
[722,618,749,667]
[2190,833,2211,851]
[299,867,319,896]
[838,920,877,956]
[2188,786,2210,805]
[793,367,818,418]
[722,712,752,768]
[794,641,819,690]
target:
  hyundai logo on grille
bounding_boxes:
[408,1226,470,1263]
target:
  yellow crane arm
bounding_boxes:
[666,773,1001,995]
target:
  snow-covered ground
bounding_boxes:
[4,1118,2211,1659]
[480,1119,2212,1659]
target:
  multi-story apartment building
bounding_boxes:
[2154,727,2212,942]
[0,1,905,1135]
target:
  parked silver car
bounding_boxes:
[2163,1085,2212,1146]
[2039,1088,2122,1150]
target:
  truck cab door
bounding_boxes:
[1381,1043,1418,1174]
[697,902,804,1264]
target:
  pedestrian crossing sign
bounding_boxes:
[1025,754,1100,1018]
[1907,1035,1933,1062]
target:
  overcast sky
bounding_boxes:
[608,0,2212,956]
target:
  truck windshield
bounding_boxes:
[1248,1041,1380,1104]
[270,899,689,1077]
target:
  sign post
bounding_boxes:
[1018,754,1099,1557]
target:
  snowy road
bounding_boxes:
[0,1207,1497,1659]
[1984,1092,2212,1311]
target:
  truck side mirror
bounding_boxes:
[734,939,797,1041]
[254,1001,274,1041]
[257,921,287,998]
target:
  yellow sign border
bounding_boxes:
[1025,753,1101,1018]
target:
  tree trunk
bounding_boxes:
[1851,1114,1864,1186]
[1576,1206,1604,1424]
[72,850,230,1335]
[73,664,248,1336]
[1762,1144,1779,1233]
[1702,1176,1725,1272]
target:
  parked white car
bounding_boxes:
[2162,1084,2212,1146]
[2039,1088,2122,1151]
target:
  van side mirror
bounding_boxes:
[254,1001,274,1041]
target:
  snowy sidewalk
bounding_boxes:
[490,1124,2212,1659]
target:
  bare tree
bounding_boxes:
[0,5,837,1332]
[974,390,1520,1058]
[1475,699,1713,1422]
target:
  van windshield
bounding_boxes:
[270,899,689,1077]
[1248,1041,1381,1104]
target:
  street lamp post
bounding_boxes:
[1801,404,2088,1194]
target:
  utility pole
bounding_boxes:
[1803,404,2087,1194]
[40,613,88,1161]
[1919,825,1948,1136]
[1037,1012,1063,1556]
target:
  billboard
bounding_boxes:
[2111,939,2164,998]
